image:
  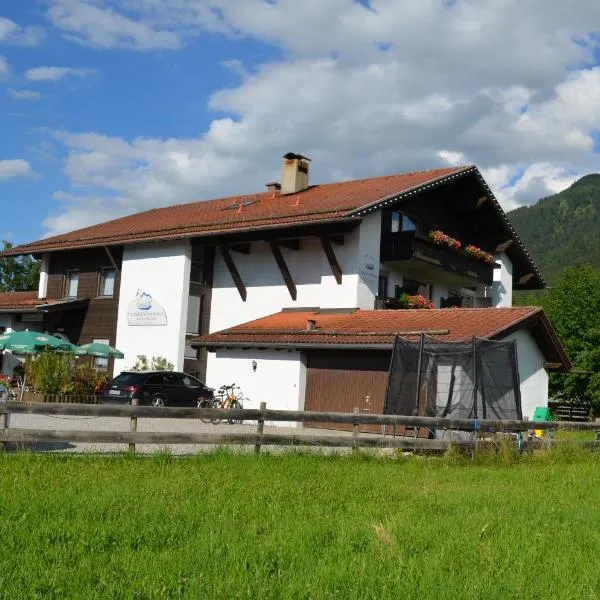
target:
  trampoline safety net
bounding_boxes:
[384,335,522,421]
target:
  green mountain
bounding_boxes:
[507,174,600,284]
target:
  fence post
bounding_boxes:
[0,400,7,453]
[254,401,266,454]
[129,399,138,454]
[352,407,360,454]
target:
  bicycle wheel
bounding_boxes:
[227,399,244,425]
[210,398,224,425]
[198,398,221,424]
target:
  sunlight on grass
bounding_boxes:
[1,450,600,599]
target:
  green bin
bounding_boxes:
[532,406,553,438]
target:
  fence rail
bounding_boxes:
[0,400,599,454]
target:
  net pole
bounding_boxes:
[510,339,523,421]
[414,332,425,416]
[472,336,478,419]
[383,335,399,416]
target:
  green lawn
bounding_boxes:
[1,449,600,599]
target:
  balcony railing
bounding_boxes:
[380,231,496,284]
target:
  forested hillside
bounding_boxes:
[508,174,600,283]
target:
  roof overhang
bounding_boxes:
[2,216,363,257]
[35,298,90,312]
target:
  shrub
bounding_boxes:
[25,351,72,395]
[130,355,174,371]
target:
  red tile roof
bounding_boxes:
[0,291,40,311]
[6,166,471,255]
[193,307,570,370]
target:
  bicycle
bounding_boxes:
[216,383,248,425]
[0,382,17,402]
[197,395,223,425]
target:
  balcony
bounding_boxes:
[380,231,497,286]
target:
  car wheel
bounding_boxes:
[150,395,166,407]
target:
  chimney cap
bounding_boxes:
[265,181,281,191]
[283,152,311,162]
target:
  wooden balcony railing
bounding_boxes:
[380,231,496,284]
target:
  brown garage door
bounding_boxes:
[304,351,390,432]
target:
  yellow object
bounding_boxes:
[534,429,544,438]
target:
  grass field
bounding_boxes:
[1,448,600,599]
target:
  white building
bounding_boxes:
[2,154,569,417]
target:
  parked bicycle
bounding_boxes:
[197,395,223,425]
[197,383,248,425]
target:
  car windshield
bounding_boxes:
[110,373,145,386]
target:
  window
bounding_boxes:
[190,261,204,284]
[390,211,418,233]
[378,274,388,298]
[64,270,79,298]
[186,295,203,334]
[98,268,116,297]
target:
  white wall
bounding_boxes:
[206,349,305,426]
[38,254,49,299]
[492,252,513,307]
[114,241,191,373]
[356,212,381,308]
[501,328,548,420]
[431,284,449,308]
[209,223,372,334]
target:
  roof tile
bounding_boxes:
[7,166,470,254]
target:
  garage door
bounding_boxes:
[304,351,390,433]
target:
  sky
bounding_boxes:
[1,1,600,245]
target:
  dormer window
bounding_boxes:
[391,211,418,233]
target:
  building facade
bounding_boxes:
[2,155,566,418]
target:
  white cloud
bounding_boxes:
[40,0,600,235]
[0,159,38,181]
[24,66,96,82]
[0,55,9,79]
[8,88,42,101]
[47,0,182,50]
[0,17,45,46]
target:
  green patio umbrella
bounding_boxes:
[0,331,75,401]
[75,342,124,359]
[0,331,73,354]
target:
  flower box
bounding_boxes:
[428,230,461,250]
[464,245,495,265]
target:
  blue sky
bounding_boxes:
[1,1,600,245]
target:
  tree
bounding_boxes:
[0,241,40,292]
[540,265,600,410]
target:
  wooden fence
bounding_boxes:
[1,400,599,454]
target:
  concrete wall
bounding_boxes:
[206,349,305,426]
[492,252,513,307]
[114,241,191,373]
[501,328,548,420]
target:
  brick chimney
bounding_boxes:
[281,152,311,195]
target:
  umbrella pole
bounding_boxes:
[19,371,26,402]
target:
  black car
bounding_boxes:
[102,371,214,407]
